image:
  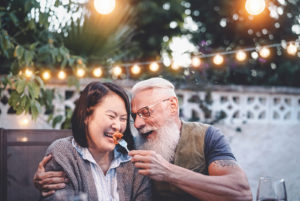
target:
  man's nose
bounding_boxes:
[134,115,146,130]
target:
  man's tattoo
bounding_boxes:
[213,160,237,168]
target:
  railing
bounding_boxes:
[0,82,299,129]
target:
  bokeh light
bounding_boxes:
[58,70,67,80]
[94,0,115,15]
[245,0,266,15]
[149,62,160,72]
[76,68,86,78]
[191,56,201,67]
[112,65,122,77]
[259,47,271,58]
[42,70,51,81]
[24,68,33,78]
[92,67,103,78]
[131,64,141,75]
[287,43,298,55]
[171,61,181,70]
[213,54,224,66]
[235,50,247,62]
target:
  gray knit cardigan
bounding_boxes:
[41,137,152,201]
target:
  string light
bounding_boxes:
[24,68,33,78]
[42,70,51,81]
[94,0,115,15]
[25,40,298,80]
[287,43,298,55]
[259,47,271,58]
[131,64,141,75]
[245,0,266,15]
[112,65,122,77]
[191,56,201,67]
[58,70,66,80]
[171,61,181,70]
[213,54,224,65]
[235,50,247,62]
[92,67,103,78]
[76,68,86,78]
[149,62,160,72]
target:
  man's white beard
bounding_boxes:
[136,121,180,162]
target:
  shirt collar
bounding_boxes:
[72,138,131,169]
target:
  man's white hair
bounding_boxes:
[131,77,177,97]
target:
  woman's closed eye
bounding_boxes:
[120,117,127,122]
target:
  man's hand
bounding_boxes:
[33,155,68,197]
[129,150,171,181]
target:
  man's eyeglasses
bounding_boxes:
[131,98,170,120]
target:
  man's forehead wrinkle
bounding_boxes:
[132,88,169,112]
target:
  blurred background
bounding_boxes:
[0,0,300,200]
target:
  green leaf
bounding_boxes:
[35,76,44,88]
[24,99,30,113]
[52,115,63,128]
[24,50,34,66]
[9,12,19,27]
[30,103,39,120]
[28,81,40,99]
[8,91,21,107]
[16,79,26,94]
[21,95,27,108]
[14,45,24,59]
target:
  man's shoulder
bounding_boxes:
[182,121,211,136]
[47,136,73,154]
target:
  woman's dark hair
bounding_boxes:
[71,81,135,153]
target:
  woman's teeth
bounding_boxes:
[104,133,113,138]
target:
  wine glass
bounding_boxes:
[256,176,287,201]
[54,191,88,201]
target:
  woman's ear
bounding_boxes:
[84,116,89,126]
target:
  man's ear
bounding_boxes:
[169,97,178,113]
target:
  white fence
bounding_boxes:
[0,81,299,129]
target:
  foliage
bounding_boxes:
[181,0,300,87]
[0,0,185,126]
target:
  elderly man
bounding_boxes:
[34,77,252,201]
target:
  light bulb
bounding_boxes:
[131,64,141,75]
[58,70,66,80]
[112,65,122,77]
[93,67,103,77]
[259,47,271,58]
[191,56,201,67]
[76,68,86,78]
[42,71,51,81]
[149,62,159,72]
[24,68,33,78]
[287,43,298,55]
[94,0,115,15]
[213,54,224,65]
[171,61,180,70]
[245,0,266,15]
[236,50,247,62]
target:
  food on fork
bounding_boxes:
[112,131,123,144]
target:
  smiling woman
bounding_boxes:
[37,81,152,201]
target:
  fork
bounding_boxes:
[118,139,130,153]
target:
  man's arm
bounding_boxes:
[33,155,68,197]
[129,150,252,201]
